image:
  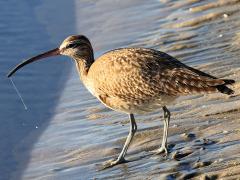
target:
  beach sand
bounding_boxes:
[1,0,240,179]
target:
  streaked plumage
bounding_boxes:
[84,47,234,114]
[7,35,235,169]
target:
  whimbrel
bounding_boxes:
[8,35,235,168]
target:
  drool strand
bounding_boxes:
[9,77,28,110]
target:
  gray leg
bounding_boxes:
[152,106,171,155]
[102,114,137,169]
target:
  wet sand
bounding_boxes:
[1,0,240,179]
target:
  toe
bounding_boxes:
[100,158,127,170]
[150,146,169,155]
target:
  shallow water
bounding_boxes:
[1,0,240,179]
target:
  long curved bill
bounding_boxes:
[7,48,60,77]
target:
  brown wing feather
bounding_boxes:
[163,69,224,95]
[89,48,234,101]
[140,49,234,95]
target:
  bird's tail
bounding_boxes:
[216,79,235,95]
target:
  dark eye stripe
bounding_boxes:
[66,43,79,49]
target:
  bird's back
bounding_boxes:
[85,48,234,114]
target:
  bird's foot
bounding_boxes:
[150,146,169,156]
[100,158,128,170]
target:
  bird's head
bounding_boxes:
[59,35,93,58]
[7,35,93,77]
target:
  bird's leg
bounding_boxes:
[159,106,170,154]
[102,114,137,169]
[152,106,171,155]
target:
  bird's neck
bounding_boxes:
[74,55,94,82]
[73,40,95,82]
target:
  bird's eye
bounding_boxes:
[66,43,78,49]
